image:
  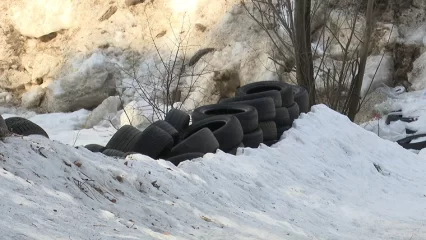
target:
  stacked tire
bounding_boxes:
[220,81,304,146]
[85,82,309,165]
[89,108,217,166]
[192,104,256,150]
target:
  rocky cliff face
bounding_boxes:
[0,0,285,113]
[1,0,426,122]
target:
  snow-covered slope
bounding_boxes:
[1,105,425,239]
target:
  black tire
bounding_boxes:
[274,107,291,127]
[258,121,277,141]
[277,125,291,137]
[233,89,282,107]
[292,85,309,113]
[85,144,106,153]
[191,103,258,133]
[165,108,190,132]
[182,115,243,151]
[386,115,418,125]
[242,128,263,148]
[106,125,142,152]
[167,152,205,166]
[219,97,276,122]
[397,134,426,150]
[133,125,174,159]
[102,149,127,158]
[151,120,180,145]
[106,125,174,159]
[236,81,294,107]
[226,142,244,155]
[5,117,49,138]
[287,103,300,122]
[264,140,278,147]
[406,128,417,134]
[171,128,219,155]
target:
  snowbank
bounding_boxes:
[1,105,426,239]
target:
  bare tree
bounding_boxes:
[242,0,381,120]
[112,14,213,124]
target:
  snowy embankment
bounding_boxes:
[1,105,426,240]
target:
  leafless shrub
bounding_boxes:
[112,14,214,124]
[242,0,383,121]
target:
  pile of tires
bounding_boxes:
[219,81,308,146]
[86,81,309,166]
[86,108,222,166]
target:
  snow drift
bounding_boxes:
[1,105,426,239]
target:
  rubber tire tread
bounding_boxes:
[165,108,190,132]
[182,115,243,151]
[106,125,141,152]
[242,128,263,148]
[152,120,180,145]
[5,117,49,138]
[132,125,174,159]
[397,134,426,150]
[258,121,277,141]
[85,144,106,153]
[167,152,205,166]
[292,85,309,113]
[232,89,282,107]
[287,103,300,122]
[191,103,258,133]
[274,107,291,127]
[219,97,276,122]
[386,115,418,125]
[102,149,127,158]
[171,128,219,156]
[236,81,294,107]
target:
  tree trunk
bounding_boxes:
[294,0,315,108]
[347,0,375,121]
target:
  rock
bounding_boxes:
[21,86,46,108]
[0,92,13,104]
[212,69,240,98]
[361,54,394,97]
[408,50,426,91]
[413,0,426,9]
[22,53,63,84]
[43,52,117,112]
[0,115,9,137]
[84,96,121,128]
[125,0,144,6]
[371,23,399,54]
[120,101,147,127]
[319,10,365,60]
[9,0,74,38]
[0,70,32,90]
[355,87,389,124]
[195,23,207,32]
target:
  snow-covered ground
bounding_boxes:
[362,87,426,145]
[1,109,116,147]
[1,104,426,239]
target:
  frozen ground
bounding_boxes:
[1,105,426,239]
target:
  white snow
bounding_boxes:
[1,105,426,239]
[361,88,426,140]
[2,109,116,147]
